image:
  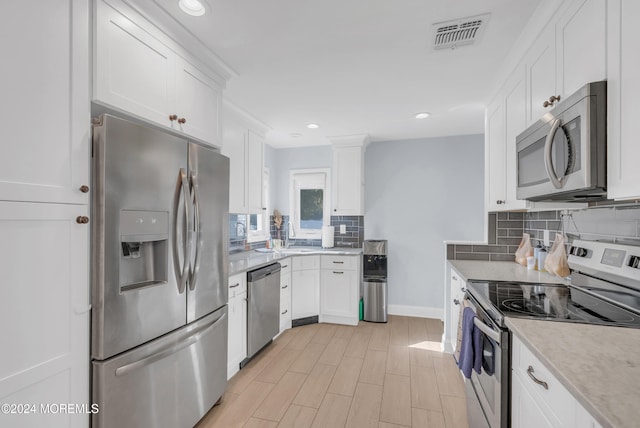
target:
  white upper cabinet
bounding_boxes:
[330,135,368,216]
[525,27,557,126]
[222,103,267,214]
[485,66,529,212]
[556,0,607,98]
[0,0,89,205]
[247,131,265,214]
[607,0,640,200]
[175,58,223,145]
[94,0,225,146]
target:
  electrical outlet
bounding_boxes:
[340,224,346,234]
[543,230,550,246]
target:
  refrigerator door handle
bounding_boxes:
[114,311,226,377]
[188,170,202,291]
[173,168,192,294]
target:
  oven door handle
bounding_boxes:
[473,317,501,345]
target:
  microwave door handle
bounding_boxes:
[544,118,564,189]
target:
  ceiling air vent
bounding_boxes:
[432,13,490,50]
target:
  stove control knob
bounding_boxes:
[576,247,587,257]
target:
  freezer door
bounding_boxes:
[92,114,188,360]
[186,144,229,322]
[92,307,228,428]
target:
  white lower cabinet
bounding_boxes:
[449,268,466,355]
[511,335,602,428]
[320,255,360,325]
[0,201,90,428]
[227,273,247,379]
[291,256,320,320]
[279,258,292,332]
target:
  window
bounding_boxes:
[289,169,331,239]
[247,168,269,243]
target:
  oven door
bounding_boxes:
[465,294,509,428]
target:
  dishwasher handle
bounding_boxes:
[247,262,281,282]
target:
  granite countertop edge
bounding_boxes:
[229,247,363,275]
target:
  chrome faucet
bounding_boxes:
[285,220,295,248]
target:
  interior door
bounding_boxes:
[92,115,187,360]
[186,144,229,322]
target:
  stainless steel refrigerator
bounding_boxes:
[91,114,229,428]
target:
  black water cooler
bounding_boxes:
[362,240,388,322]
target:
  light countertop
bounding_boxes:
[229,247,362,276]
[506,318,640,428]
[448,259,570,285]
[447,259,636,427]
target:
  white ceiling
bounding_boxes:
[152,0,539,148]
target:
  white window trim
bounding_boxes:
[289,168,331,240]
[247,168,270,243]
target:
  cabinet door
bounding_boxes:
[222,118,248,213]
[227,291,247,379]
[247,130,265,214]
[291,270,320,319]
[175,58,223,146]
[607,0,640,200]
[526,28,556,126]
[320,270,358,324]
[511,372,556,428]
[94,0,176,128]
[485,100,506,211]
[332,146,363,215]
[556,0,606,98]
[0,0,89,205]
[503,67,530,211]
[0,202,90,428]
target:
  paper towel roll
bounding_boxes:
[322,225,335,248]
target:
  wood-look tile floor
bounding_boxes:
[196,315,469,428]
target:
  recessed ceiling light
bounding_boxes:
[306,123,320,129]
[179,0,205,16]
[415,112,431,119]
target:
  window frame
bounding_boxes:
[289,168,331,240]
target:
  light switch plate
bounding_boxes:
[543,230,550,246]
[340,224,346,234]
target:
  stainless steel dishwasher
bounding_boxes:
[245,262,281,363]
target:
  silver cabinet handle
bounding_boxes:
[333,271,344,274]
[332,261,344,264]
[281,264,288,268]
[281,309,288,315]
[453,299,461,305]
[230,283,240,289]
[281,285,288,289]
[527,366,549,390]
[452,275,458,281]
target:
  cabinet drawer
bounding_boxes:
[292,255,320,270]
[228,273,247,297]
[321,255,358,270]
[279,257,292,275]
[512,336,574,427]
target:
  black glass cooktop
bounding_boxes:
[466,281,640,328]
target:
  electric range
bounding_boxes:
[466,239,640,329]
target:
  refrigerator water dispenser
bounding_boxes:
[119,210,169,292]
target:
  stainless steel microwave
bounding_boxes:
[515,81,606,201]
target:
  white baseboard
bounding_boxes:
[387,304,444,320]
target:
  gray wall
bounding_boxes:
[364,135,485,313]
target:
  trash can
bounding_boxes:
[363,277,387,322]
